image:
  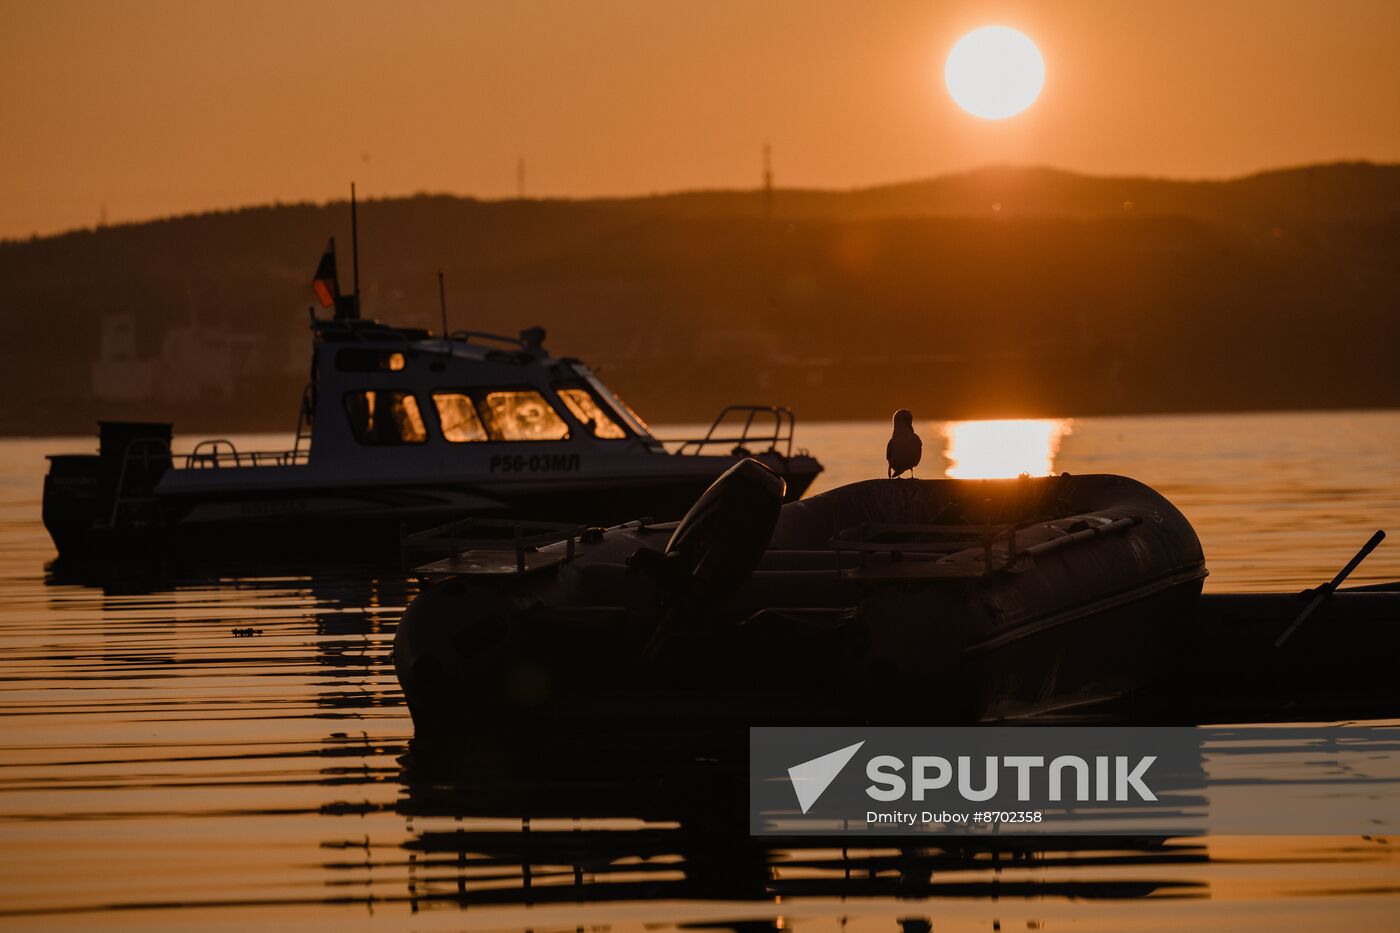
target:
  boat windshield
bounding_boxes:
[557,387,626,439]
[431,392,489,443]
[583,375,653,439]
[480,390,570,441]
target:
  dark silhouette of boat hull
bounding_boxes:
[44,454,820,568]
[1118,586,1400,723]
[395,472,1208,737]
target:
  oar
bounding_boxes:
[1274,529,1386,648]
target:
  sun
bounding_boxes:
[945,26,1045,120]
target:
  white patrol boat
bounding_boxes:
[42,216,822,567]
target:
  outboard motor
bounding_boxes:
[632,459,786,670]
[631,458,786,608]
[395,458,790,734]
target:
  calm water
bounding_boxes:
[1,411,1398,930]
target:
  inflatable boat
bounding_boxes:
[394,460,1207,736]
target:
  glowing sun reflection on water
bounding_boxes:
[942,418,1074,478]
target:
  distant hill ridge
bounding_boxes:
[2,161,1398,435]
[612,161,1400,229]
[8,161,1399,245]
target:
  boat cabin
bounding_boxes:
[44,316,823,563]
[281,319,665,470]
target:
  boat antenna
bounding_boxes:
[350,182,362,319]
[763,142,773,220]
[437,269,450,343]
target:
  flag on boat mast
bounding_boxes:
[312,238,339,309]
[312,237,360,319]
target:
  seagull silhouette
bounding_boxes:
[886,409,922,478]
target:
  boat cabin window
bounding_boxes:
[556,386,626,439]
[481,390,570,441]
[344,390,427,445]
[431,392,489,443]
[337,348,407,372]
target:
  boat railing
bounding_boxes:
[448,326,548,356]
[828,515,1140,579]
[312,317,420,346]
[185,439,309,469]
[402,517,593,577]
[666,405,797,458]
[104,437,173,529]
[829,521,1015,577]
[449,330,525,349]
[292,383,314,460]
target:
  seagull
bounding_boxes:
[886,409,922,478]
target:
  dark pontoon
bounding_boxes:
[394,463,1208,737]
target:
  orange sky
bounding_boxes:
[3,0,1399,238]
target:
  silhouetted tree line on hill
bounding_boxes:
[3,162,1398,436]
